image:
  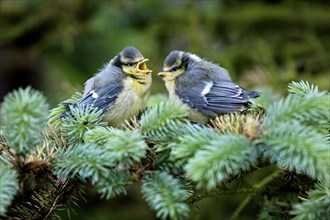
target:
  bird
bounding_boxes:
[158,50,260,123]
[62,47,152,128]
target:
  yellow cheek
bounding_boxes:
[166,69,184,79]
[176,68,185,76]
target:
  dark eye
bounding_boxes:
[171,66,180,72]
[126,62,136,67]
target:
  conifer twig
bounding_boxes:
[230,169,281,219]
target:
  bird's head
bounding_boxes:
[158,50,201,80]
[114,47,152,77]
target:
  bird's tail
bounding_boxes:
[243,90,260,99]
[60,102,75,118]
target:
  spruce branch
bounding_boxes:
[0,162,19,216]
[53,143,112,184]
[258,202,291,220]
[60,105,107,144]
[95,170,132,199]
[85,127,147,167]
[288,80,325,97]
[1,142,82,220]
[48,92,83,129]
[84,126,118,145]
[0,86,49,154]
[1,80,328,219]
[260,81,330,181]
[259,121,330,181]
[187,186,266,205]
[141,172,190,220]
[263,82,329,132]
[140,102,189,142]
[53,143,133,199]
[287,80,330,133]
[290,181,330,220]
[7,178,81,220]
[264,94,330,130]
[231,169,281,220]
[33,128,66,162]
[156,150,183,174]
[184,134,258,190]
[170,125,220,166]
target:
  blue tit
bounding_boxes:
[62,47,152,128]
[158,50,260,123]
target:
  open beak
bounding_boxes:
[137,59,152,73]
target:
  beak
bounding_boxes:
[157,71,170,77]
[137,59,152,73]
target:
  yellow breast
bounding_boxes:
[104,76,151,128]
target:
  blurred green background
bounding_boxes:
[0,0,329,219]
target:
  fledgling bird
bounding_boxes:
[62,47,152,128]
[158,50,260,123]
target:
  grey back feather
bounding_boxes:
[83,59,126,96]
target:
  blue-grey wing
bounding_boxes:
[176,80,260,116]
[78,83,124,112]
[61,83,124,117]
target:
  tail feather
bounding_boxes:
[243,90,260,99]
[60,103,76,118]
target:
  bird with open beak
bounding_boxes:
[62,47,152,128]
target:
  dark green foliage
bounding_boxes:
[1,1,329,93]
[7,179,81,220]
[258,203,291,220]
